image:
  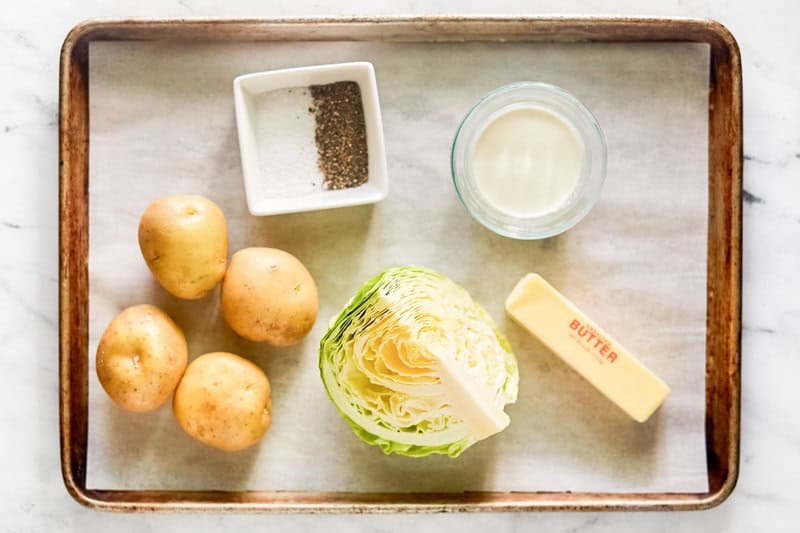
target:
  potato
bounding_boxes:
[221,247,318,346]
[96,304,188,412]
[173,352,271,451]
[138,195,228,299]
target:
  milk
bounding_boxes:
[471,107,584,218]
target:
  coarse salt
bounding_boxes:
[252,87,322,198]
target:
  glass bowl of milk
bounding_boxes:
[451,82,606,239]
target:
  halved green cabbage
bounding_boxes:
[319,266,518,458]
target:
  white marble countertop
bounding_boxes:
[1,0,797,531]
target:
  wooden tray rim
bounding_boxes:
[59,15,742,513]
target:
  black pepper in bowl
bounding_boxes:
[309,81,369,190]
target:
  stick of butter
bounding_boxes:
[505,273,670,422]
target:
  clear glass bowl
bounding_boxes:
[451,82,607,239]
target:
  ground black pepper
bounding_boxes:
[309,81,369,190]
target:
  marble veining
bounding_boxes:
[1,0,798,531]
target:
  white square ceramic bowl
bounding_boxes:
[233,62,388,216]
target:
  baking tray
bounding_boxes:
[59,16,742,512]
